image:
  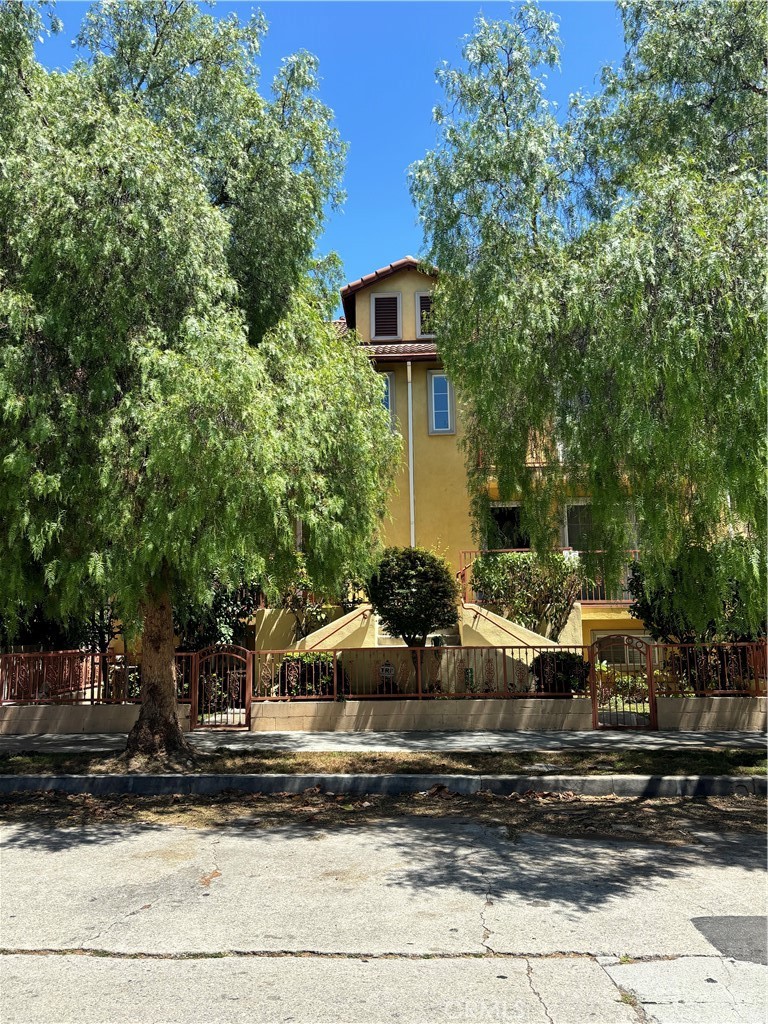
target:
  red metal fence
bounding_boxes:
[253,644,594,702]
[1,640,765,733]
[0,650,186,705]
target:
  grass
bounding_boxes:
[0,747,765,777]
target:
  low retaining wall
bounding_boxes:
[656,696,767,733]
[0,703,191,735]
[249,697,593,733]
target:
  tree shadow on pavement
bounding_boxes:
[1,795,764,913]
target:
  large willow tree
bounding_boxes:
[411,0,766,626]
[0,1,398,753]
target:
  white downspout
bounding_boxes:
[407,360,416,547]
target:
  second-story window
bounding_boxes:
[381,371,396,430]
[416,292,434,338]
[564,502,593,551]
[428,371,455,434]
[371,293,401,339]
[489,504,530,549]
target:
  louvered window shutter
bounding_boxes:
[418,294,433,336]
[373,295,399,337]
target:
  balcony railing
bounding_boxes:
[458,549,641,606]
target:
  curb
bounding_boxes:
[0,773,764,798]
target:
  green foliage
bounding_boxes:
[368,547,460,648]
[0,2,398,639]
[0,604,118,653]
[470,552,585,639]
[174,576,263,651]
[411,0,767,614]
[273,556,329,640]
[529,651,589,698]
[277,651,347,699]
[627,538,767,644]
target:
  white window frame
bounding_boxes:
[380,371,396,430]
[427,370,455,435]
[415,291,434,339]
[370,292,402,341]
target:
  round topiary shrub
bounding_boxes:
[367,547,460,647]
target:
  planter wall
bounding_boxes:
[656,696,766,732]
[250,697,593,733]
[0,703,191,735]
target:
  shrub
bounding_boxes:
[529,651,589,698]
[367,547,460,647]
[276,652,349,699]
[470,552,585,639]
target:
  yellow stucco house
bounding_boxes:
[338,256,646,650]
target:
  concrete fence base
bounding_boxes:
[656,696,766,733]
[249,698,593,733]
[0,703,191,735]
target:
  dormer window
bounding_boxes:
[416,292,434,338]
[371,293,401,340]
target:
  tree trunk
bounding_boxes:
[126,584,189,755]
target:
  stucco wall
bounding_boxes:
[250,697,592,733]
[460,604,555,649]
[293,606,378,650]
[0,703,191,735]
[356,267,434,346]
[556,603,583,646]
[580,608,646,648]
[356,268,474,574]
[656,697,767,732]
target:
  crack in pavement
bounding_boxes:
[595,959,651,1024]
[3,948,744,963]
[477,827,497,955]
[73,832,224,948]
[0,948,604,961]
[524,958,554,1024]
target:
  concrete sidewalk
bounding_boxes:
[1,728,766,755]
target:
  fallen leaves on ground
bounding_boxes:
[0,789,763,845]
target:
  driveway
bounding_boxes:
[1,816,765,1022]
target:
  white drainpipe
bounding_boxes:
[407,360,416,547]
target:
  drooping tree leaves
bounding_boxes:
[410,0,766,625]
[0,1,398,751]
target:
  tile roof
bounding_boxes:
[340,256,436,329]
[366,341,439,361]
[331,317,348,337]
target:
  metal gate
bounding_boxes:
[590,634,657,730]
[189,645,252,729]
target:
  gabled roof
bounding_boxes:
[340,256,436,329]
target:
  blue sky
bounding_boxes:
[36,1,625,292]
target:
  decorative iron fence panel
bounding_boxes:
[1,641,764,736]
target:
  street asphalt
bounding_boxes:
[1,728,766,754]
[1,817,765,1023]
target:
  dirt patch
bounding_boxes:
[0,789,764,845]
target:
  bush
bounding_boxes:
[368,547,460,647]
[529,651,589,698]
[276,652,349,699]
[470,552,585,639]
